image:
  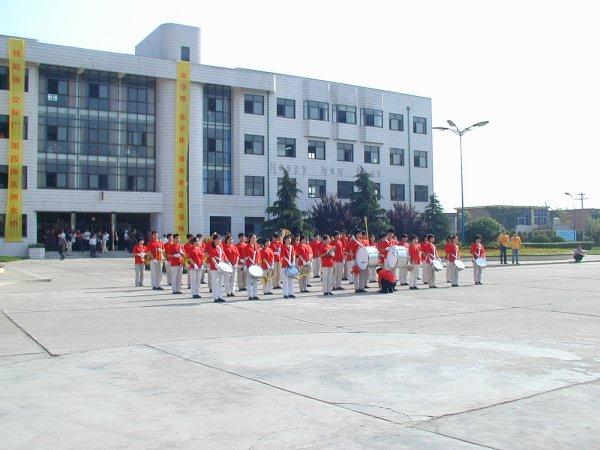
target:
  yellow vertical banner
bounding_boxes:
[5,38,26,242]
[174,61,190,235]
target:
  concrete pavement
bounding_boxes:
[1,258,599,449]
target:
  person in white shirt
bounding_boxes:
[89,234,98,258]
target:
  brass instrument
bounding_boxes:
[298,263,312,279]
[260,268,273,285]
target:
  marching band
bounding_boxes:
[132,228,488,302]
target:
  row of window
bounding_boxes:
[0,66,30,92]
[244,136,428,168]
[243,95,427,134]
[0,115,28,140]
[244,176,429,202]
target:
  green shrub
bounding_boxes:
[530,234,550,243]
[28,243,45,248]
[464,217,502,244]
[549,234,565,242]
[523,241,594,250]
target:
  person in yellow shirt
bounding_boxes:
[497,231,510,264]
[510,234,522,265]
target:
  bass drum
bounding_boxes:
[248,265,264,280]
[386,245,409,269]
[356,246,380,270]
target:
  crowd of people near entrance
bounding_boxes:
[41,228,147,259]
[131,229,490,302]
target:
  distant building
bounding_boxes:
[455,205,550,233]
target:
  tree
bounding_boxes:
[262,168,310,236]
[464,217,502,244]
[588,218,600,245]
[387,203,426,238]
[349,167,390,236]
[422,193,450,239]
[309,195,360,236]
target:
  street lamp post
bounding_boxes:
[565,192,576,240]
[433,120,489,243]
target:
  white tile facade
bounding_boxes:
[0,24,433,256]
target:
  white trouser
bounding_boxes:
[171,265,183,293]
[150,260,163,288]
[210,270,223,300]
[263,275,273,294]
[450,262,459,285]
[273,261,281,287]
[299,266,309,291]
[426,263,436,287]
[409,265,420,287]
[343,260,348,278]
[165,261,172,285]
[346,260,354,282]
[473,259,483,283]
[237,265,247,290]
[225,271,235,295]
[322,267,334,293]
[333,262,344,288]
[135,264,144,286]
[247,275,258,298]
[201,264,206,284]
[313,257,321,277]
[187,268,191,288]
[282,272,295,296]
[399,267,408,284]
[190,268,202,296]
[369,267,377,282]
[422,263,430,284]
[446,259,452,282]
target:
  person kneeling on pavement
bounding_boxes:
[377,267,397,294]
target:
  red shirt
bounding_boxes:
[132,244,147,264]
[444,242,452,259]
[207,245,224,271]
[259,247,274,270]
[164,242,174,262]
[170,243,183,266]
[281,244,295,268]
[332,239,344,263]
[309,240,322,257]
[421,242,437,263]
[188,246,204,268]
[470,243,486,259]
[378,269,397,284]
[409,244,422,265]
[243,243,261,267]
[223,243,239,265]
[377,239,391,263]
[235,242,248,266]
[293,242,303,261]
[147,239,164,260]
[320,243,335,267]
[270,241,282,262]
[346,238,360,260]
[448,243,460,262]
[299,243,312,263]
[183,242,194,258]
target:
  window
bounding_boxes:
[277,98,295,118]
[414,185,429,202]
[390,148,404,166]
[374,183,381,198]
[209,216,231,235]
[181,46,190,62]
[88,82,109,110]
[364,145,380,164]
[244,94,264,115]
[390,183,405,202]
[414,150,428,168]
[413,116,427,134]
[0,166,27,189]
[0,115,28,140]
[47,78,68,103]
[277,177,297,191]
[332,105,357,124]
[0,66,29,92]
[277,137,296,158]
[337,181,354,199]
[0,214,27,238]
[245,217,264,236]
[308,179,326,198]
[308,140,325,160]
[337,143,353,162]
[244,134,264,155]
[127,131,146,147]
[534,209,548,226]
[303,100,329,121]
[389,113,404,131]
[361,108,383,127]
[245,176,265,196]
[204,84,231,195]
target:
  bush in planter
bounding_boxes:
[28,243,45,248]
[530,234,550,243]
[549,234,565,242]
[464,217,502,244]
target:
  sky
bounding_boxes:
[2,0,599,212]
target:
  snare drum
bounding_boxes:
[454,260,466,271]
[217,261,233,274]
[386,245,409,269]
[248,265,264,280]
[285,264,300,278]
[356,246,380,270]
[475,257,487,268]
[432,259,444,272]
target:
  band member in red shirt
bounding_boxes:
[147,231,165,290]
[347,229,365,293]
[377,232,391,269]
[183,234,194,289]
[163,233,174,286]
[280,234,296,299]
[340,231,350,281]
[331,231,345,291]
[208,234,228,303]
[270,233,283,290]
[319,234,336,296]
[132,238,147,287]
[169,234,184,294]
[235,233,248,292]
[470,235,486,285]
[243,234,261,300]
[376,267,397,293]
[397,234,410,286]
[444,235,453,283]
[421,234,439,288]
[259,237,275,295]
[408,235,422,290]
[223,234,239,297]
[298,236,313,292]
[448,235,461,287]
[310,235,323,278]
[187,237,204,299]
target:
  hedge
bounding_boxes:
[522,241,594,250]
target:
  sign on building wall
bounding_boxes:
[174,61,190,235]
[5,38,25,242]
[556,229,576,242]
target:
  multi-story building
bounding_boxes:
[455,205,550,233]
[0,24,433,256]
